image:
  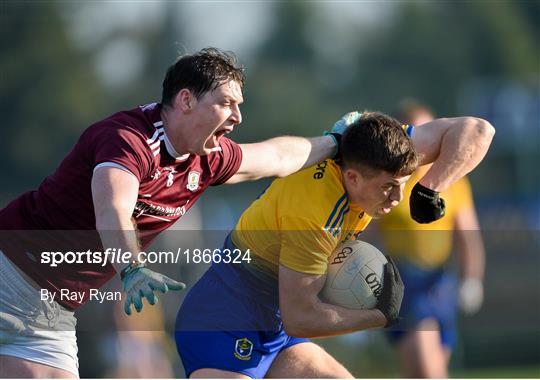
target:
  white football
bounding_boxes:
[320,240,387,310]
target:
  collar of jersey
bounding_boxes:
[162,128,190,161]
[329,160,365,214]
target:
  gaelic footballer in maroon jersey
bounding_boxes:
[0,102,242,310]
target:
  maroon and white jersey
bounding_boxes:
[0,102,242,309]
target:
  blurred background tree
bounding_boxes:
[0,1,104,200]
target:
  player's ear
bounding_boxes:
[344,167,362,187]
[174,89,194,112]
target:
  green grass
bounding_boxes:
[318,334,540,379]
[450,365,540,378]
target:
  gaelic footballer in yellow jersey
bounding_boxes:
[175,111,494,379]
[232,159,373,276]
[232,119,417,277]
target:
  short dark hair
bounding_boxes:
[340,112,419,177]
[161,47,245,106]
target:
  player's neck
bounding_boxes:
[161,109,191,156]
[341,172,359,206]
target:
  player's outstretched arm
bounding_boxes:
[92,167,185,315]
[225,135,337,184]
[226,113,361,184]
[278,264,387,338]
[412,117,495,192]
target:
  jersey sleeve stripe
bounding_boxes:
[332,207,350,237]
[324,193,347,230]
[146,129,161,144]
[147,130,164,144]
[329,201,349,230]
[93,162,137,178]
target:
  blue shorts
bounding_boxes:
[175,236,309,378]
[386,261,458,348]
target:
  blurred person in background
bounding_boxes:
[378,99,486,378]
[0,47,345,378]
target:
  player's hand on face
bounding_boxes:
[409,183,446,223]
[376,256,404,328]
[121,265,186,315]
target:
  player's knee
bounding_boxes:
[0,356,77,379]
[0,356,35,378]
[309,346,353,378]
[321,362,354,379]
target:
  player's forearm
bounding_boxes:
[281,300,386,338]
[420,117,494,192]
[270,135,336,177]
[95,210,140,274]
[92,167,140,273]
[456,230,486,280]
[454,207,486,280]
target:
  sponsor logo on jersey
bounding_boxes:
[133,201,187,219]
[313,160,328,179]
[186,171,201,192]
[234,338,253,360]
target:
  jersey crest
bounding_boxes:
[234,338,253,360]
[186,171,201,192]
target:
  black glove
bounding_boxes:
[409,182,446,223]
[376,257,404,328]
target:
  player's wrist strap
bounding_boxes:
[120,261,146,280]
[324,131,342,159]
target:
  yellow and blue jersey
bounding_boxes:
[231,160,372,276]
[377,170,474,269]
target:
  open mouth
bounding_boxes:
[214,128,233,140]
[208,128,234,149]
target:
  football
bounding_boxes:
[320,240,387,310]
